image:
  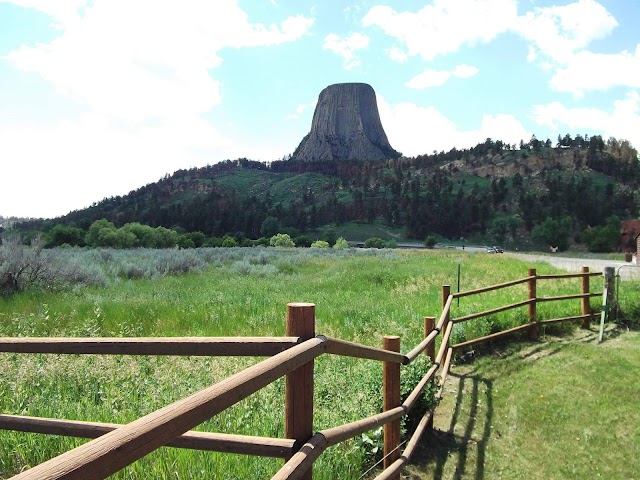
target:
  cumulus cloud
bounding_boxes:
[515,0,617,64]
[363,0,517,61]
[322,32,370,70]
[532,91,640,147]
[387,47,408,63]
[5,0,314,123]
[2,0,87,29]
[377,96,529,156]
[0,0,314,217]
[550,46,640,95]
[406,64,479,89]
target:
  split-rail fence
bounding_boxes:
[0,266,603,479]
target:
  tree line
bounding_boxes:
[10,135,639,253]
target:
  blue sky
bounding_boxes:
[1,0,639,218]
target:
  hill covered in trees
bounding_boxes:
[13,134,640,252]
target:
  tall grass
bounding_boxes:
[0,248,622,479]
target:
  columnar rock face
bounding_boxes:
[292,83,401,162]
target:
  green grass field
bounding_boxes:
[408,327,640,480]
[0,248,635,479]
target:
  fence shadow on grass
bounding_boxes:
[402,367,493,480]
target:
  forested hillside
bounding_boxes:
[13,135,640,251]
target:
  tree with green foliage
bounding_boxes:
[531,216,572,251]
[322,226,338,247]
[424,235,437,248]
[260,216,281,238]
[294,235,312,248]
[270,233,295,247]
[582,216,621,253]
[121,222,157,248]
[154,227,179,248]
[364,237,385,249]
[221,235,238,248]
[47,224,86,247]
[85,219,117,247]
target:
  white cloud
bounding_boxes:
[515,0,617,64]
[550,46,640,95]
[5,0,314,123]
[0,0,314,217]
[322,32,370,70]
[387,47,408,63]
[1,0,87,29]
[286,100,316,120]
[378,96,529,156]
[363,0,517,61]
[406,64,479,89]
[406,70,451,89]
[453,64,479,79]
[532,91,640,147]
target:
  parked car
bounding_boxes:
[487,246,504,253]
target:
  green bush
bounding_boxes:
[270,233,295,248]
[221,235,238,248]
[364,237,385,249]
[333,237,349,249]
[311,240,329,248]
[424,235,437,248]
[294,235,312,248]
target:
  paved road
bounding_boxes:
[505,252,640,280]
[435,244,640,280]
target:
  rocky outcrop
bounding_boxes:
[292,83,400,162]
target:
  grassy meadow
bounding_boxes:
[0,247,627,479]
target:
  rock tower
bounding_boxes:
[292,83,401,162]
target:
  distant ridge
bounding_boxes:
[292,83,401,162]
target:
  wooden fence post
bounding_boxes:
[383,335,401,479]
[285,303,315,480]
[442,285,451,328]
[528,269,537,340]
[424,316,436,429]
[581,267,591,329]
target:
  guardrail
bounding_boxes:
[0,267,602,479]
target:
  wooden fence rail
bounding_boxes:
[1,267,604,480]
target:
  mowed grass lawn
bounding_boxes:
[410,328,640,480]
[0,247,635,478]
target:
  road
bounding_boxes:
[507,252,640,280]
[434,244,640,280]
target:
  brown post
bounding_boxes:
[383,335,401,478]
[285,303,315,480]
[442,285,451,328]
[424,316,436,429]
[581,266,591,328]
[528,269,537,340]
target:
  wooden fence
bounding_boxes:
[0,267,602,479]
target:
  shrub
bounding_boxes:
[424,235,437,248]
[364,237,385,249]
[270,233,295,248]
[221,236,238,248]
[323,227,338,247]
[310,240,329,248]
[333,237,349,250]
[294,235,312,248]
